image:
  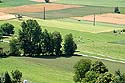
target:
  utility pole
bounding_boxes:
[43,7,46,20]
[93,13,96,26]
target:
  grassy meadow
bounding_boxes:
[0,0,125,83]
[0,17,125,60]
[0,0,41,7]
[1,56,125,83]
[56,0,125,7]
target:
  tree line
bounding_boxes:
[0,19,77,57]
[73,59,125,83]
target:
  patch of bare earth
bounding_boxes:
[0,4,81,13]
[0,12,15,20]
[72,13,125,24]
[30,0,57,2]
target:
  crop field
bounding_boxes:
[0,0,125,83]
[20,6,114,19]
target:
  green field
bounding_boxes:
[18,6,125,19]
[1,1,125,83]
[56,0,125,7]
[0,56,125,83]
[0,0,40,7]
[0,0,125,7]
[0,17,125,60]
[20,6,114,19]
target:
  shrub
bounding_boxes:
[114,7,120,14]
[0,0,2,3]
[73,59,91,83]
[123,29,125,32]
[9,39,21,56]
[45,0,49,3]
[0,23,14,36]
[63,33,77,56]
[1,72,12,83]
[11,70,22,83]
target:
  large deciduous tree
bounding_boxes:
[52,31,62,56]
[9,39,20,56]
[73,59,91,83]
[112,70,125,83]
[42,29,54,55]
[63,33,77,56]
[85,71,99,83]
[91,60,108,73]
[1,72,12,83]
[96,72,113,83]
[19,19,42,56]
[11,70,22,83]
[0,23,14,36]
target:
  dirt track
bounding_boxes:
[72,13,125,24]
[0,3,81,13]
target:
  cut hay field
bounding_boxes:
[0,56,125,83]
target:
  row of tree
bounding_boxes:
[9,19,77,57]
[0,70,22,83]
[73,59,125,83]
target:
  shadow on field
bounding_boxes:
[24,54,82,59]
[30,55,75,59]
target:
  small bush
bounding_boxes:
[0,52,7,58]
[11,70,22,83]
[45,0,49,3]
[0,0,2,3]
[123,29,125,32]
[114,7,120,14]
[0,23,14,36]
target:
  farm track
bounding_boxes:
[79,53,125,64]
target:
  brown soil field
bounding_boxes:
[72,13,125,24]
[0,12,15,20]
[0,3,81,13]
[31,0,57,2]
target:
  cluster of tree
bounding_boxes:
[0,70,22,83]
[9,19,77,57]
[73,59,125,83]
[0,23,14,36]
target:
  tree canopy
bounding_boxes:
[73,59,125,83]
[0,23,14,36]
